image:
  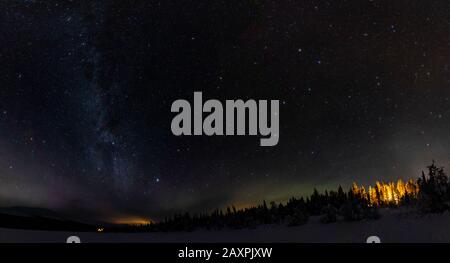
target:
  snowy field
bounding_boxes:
[1,208,450,243]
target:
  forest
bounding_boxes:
[109,161,450,232]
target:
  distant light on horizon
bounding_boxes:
[110,216,152,225]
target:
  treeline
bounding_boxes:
[109,161,450,232]
[114,185,378,232]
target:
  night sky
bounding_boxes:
[0,1,449,223]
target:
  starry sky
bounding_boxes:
[0,0,449,223]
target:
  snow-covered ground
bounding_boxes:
[1,208,449,243]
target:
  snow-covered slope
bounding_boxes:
[1,208,449,243]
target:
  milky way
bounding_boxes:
[0,1,449,222]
